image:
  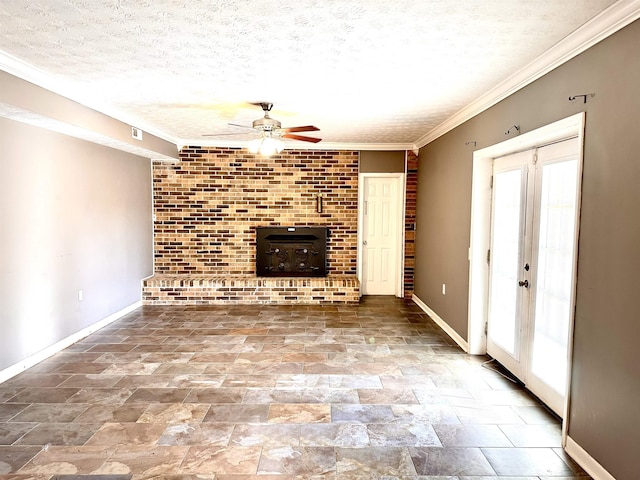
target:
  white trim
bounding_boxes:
[467,149,493,355]
[0,103,177,161]
[468,113,586,356]
[185,139,414,152]
[0,52,180,147]
[414,0,640,148]
[565,436,617,480]
[1,1,638,153]
[559,134,586,435]
[412,295,469,352]
[0,49,411,152]
[468,113,585,435]
[358,173,405,297]
[0,301,141,384]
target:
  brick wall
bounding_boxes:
[152,148,359,276]
[404,150,418,298]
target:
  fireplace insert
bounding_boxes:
[256,226,328,277]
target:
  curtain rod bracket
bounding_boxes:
[505,125,520,135]
[465,141,477,147]
[569,93,595,104]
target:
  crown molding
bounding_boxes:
[414,0,640,149]
[0,103,177,161]
[0,50,411,153]
[0,50,181,147]
[185,139,414,152]
[4,0,638,153]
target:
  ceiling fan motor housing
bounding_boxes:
[252,116,281,131]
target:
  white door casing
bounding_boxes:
[358,173,405,296]
[485,138,581,416]
[469,113,585,429]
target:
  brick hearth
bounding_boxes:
[142,274,360,305]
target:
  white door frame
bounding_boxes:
[357,172,406,297]
[467,112,585,439]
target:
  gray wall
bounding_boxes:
[360,150,405,173]
[414,19,640,479]
[0,117,153,371]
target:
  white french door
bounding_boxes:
[487,150,535,377]
[487,137,581,415]
[360,175,403,296]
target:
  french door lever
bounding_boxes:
[518,280,529,288]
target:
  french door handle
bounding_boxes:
[518,280,529,288]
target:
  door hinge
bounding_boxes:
[486,249,491,264]
[484,322,488,335]
[489,175,493,189]
[533,153,538,164]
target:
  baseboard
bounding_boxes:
[0,301,142,383]
[412,295,469,352]
[565,436,617,480]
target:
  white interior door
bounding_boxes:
[487,138,581,416]
[361,175,402,295]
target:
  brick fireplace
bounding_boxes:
[143,147,361,304]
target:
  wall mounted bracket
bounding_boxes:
[569,93,595,104]
[504,125,520,135]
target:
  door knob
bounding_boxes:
[518,280,529,288]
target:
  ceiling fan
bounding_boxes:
[204,102,321,155]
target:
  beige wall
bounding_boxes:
[415,19,640,479]
[0,117,153,371]
[360,150,405,173]
[0,71,178,159]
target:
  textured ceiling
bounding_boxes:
[0,0,620,149]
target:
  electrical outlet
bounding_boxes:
[442,284,446,295]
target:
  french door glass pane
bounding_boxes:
[530,159,578,394]
[488,169,523,356]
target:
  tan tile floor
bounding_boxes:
[0,296,590,479]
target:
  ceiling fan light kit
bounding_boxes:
[209,102,322,156]
[249,135,285,156]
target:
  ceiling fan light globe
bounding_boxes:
[259,137,281,156]
[259,144,276,156]
[248,138,261,153]
[272,137,285,153]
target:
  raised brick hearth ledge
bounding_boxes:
[142,274,360,305]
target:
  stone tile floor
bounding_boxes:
[0,296,590,479]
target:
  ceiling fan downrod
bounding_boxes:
[252,103,281,131]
